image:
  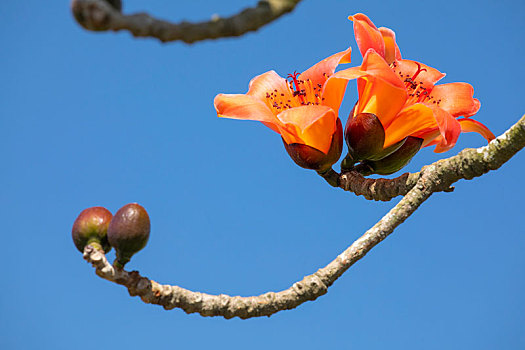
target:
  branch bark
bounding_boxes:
[319,168,424,201]
[83,115,525,319]
[70,0,303,43]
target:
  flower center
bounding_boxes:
[391,62,442,107]
[264,71,327,114]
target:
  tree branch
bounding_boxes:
[70,0,303,43]
[83,115,525,319]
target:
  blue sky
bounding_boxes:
[1,1,524,349]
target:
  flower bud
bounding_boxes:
[72,207,113,253]
[283,118,343,171]
[344,113,404,165]
[361,136,423,175]
[107,203,150,268]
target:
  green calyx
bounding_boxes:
[360,137,423,175]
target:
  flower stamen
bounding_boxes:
[391,62,437,105]
[263,71,331,114]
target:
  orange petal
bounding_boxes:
[246,70,290,101]
[356,75,408,129]
[359,49,406,89]
[458,118,495,142]
[418,129,442,148]
[385,103,461,152]
[214,93,280,133]
[332,50,405,89]
[422,117,494,152]
[331,66,367,81]
[384,103,439,148]
[429,107,461,152]
[429,83,481,117]
[322,75,350,117]
[334,50,407,127]
[424,135,459,153]
[331,65,372,117]
[395,59,445,87]
[379,27,402,64]
[408,105,461,153]
[349,13,385,58]
[426,136,447,152]
[276,105,336,154]
[299,46,352,88]
[299,46,352,116]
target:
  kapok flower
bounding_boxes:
[214,47,352,172]
[334,14,494,175]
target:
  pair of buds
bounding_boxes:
[72,203,150,268]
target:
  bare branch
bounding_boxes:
[70,0,303,43]
[83,115,525,319]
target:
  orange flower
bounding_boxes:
[335,14,494,174]
[214,48,352,171]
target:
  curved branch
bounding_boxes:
[70,0,303,43]
[83,115,525,319]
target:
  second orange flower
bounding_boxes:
[335,14,495,174]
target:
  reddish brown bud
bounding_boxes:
[72,207,113,253]
[345,112,407,166]
[283,118,343,171]
[361,136,423,175]
[107,203,150,267]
